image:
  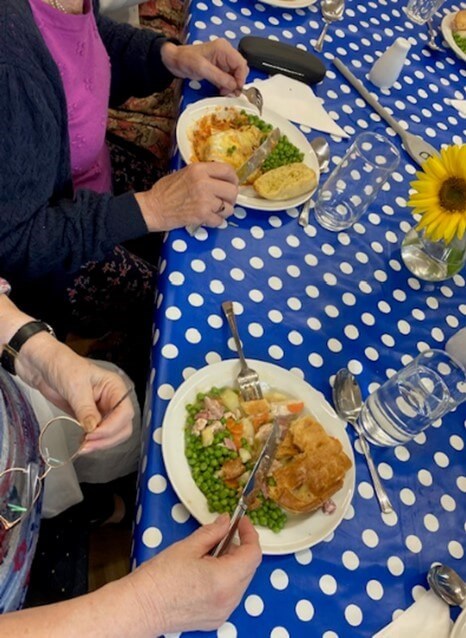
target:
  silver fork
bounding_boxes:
[241,87,263,115]
[222,301,263,401]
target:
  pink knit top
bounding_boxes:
[29,0,112,193]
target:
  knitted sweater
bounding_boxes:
[0,0,175,283]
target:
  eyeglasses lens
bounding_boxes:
[0,468,36,527]
[39,416,85,468]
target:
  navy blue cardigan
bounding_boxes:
[0,0,175,283]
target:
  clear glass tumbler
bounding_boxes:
[314,132,400,232]
[359,349,466,446]
[404,0,445,24]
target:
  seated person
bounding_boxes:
[1,0,248,393]
[0,279,262,632]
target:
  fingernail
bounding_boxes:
[215,513,229,525]
[83,416,97,432]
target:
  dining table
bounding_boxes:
[132,0,466,634]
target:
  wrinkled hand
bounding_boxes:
[131,515,262,635]
[136,162,239,231]
[16,333,134,453]
[161,39,249,95]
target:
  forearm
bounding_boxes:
[0,577,162,638]
[0,294,34,349]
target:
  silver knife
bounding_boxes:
[236,127,281,185]
[333,57,440,167]
[211,418,280,557]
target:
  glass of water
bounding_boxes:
[404,0,445,24]
[359,349,466,446]
[314,132,400,232]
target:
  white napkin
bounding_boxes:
[449,99,466,116]
[249,74,349,138]
[373,590,452,638]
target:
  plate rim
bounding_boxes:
[175,96,320,213]
[161,358,356,555]
[441,12,466,62]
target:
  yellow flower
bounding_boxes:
[408,145,466,244]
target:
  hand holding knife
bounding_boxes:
[211,418,280,557]
[186,127,281,236]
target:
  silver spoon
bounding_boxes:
[298,137,330,228]
[428,564,466,608]
[332,369,394,514]
[241,86,263,115]
[426,19,444,51]
[315,0,345,53]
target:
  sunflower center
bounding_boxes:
[439,177,466,213]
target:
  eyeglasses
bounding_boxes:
[0,384,133,531]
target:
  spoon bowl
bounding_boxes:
[332,369,394,514]
[311,136,331,173]
[315,0,345,53]
[332,368,363,424]
[428,564,466,608]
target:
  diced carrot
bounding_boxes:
[226,418,243,448]
[251,411,271,431]
[287,401,304,414]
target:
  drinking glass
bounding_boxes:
[314,132,400,232]
[359,349,466,446]
[404,0,445,24]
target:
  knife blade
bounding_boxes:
[211,418,280,557]
[236,127,281,185]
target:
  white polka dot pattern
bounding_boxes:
[133,1,466,636]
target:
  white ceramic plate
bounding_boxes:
[451,609,466,638]
[175,97,320,212]
[441,13,466,62]
[161,359,355,555]
[258,0,317,9]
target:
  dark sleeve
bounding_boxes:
[95,12,178,107]
[0,64,148,281]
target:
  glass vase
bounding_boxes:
[401,227,466,282]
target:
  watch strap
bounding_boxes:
[1,320,55,375]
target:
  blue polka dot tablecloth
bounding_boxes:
[133,0,466,636]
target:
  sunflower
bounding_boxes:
[408,145,466,244]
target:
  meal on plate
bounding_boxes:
[184,386,352,532]
[452,10,466,53]
[189,107,317,200]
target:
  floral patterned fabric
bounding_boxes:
[106,0,186,175]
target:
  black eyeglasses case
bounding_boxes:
[238,36,326,85]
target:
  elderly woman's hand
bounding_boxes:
[135,162,239,231]
[161,39,249,95]
[129,514,262,635]
[15,331,134,453]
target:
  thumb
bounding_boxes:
[189,514,230,555]
[70,389,101,434]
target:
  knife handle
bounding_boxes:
[210,501,247,558]
[332,58,406,140]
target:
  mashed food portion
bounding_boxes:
[190,109,264,168]
[189,108,311,197]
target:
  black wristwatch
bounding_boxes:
[1,320,55,375]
